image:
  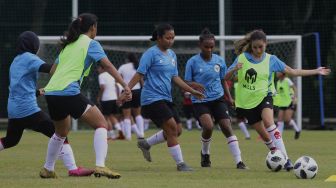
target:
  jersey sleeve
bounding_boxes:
[29,55,45,72]
[88,40,107,63]
[137,50,152,75]
[184,58,193,81]
[54,57,59,64]
[270,55,286,72]
[228,57,238,72]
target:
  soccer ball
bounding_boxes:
[266,150,286,172]
[293,156,318,179]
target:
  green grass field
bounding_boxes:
[0,129,335,188]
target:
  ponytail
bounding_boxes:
[60,13,98,49]
[127,53,139,70]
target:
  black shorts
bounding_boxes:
[236,96,273,125]
[122,89,141,109]
[193,97,230,123]
[183,105,194,119]
[278,102,296,111]
[141,100,180,128]
[100,100,119,115]
[46,94,94,121]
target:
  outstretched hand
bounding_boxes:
[317,67,331,75]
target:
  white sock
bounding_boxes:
[289,119,300,132]
[131,124,143,139]
[186,119,192,130]
[264,140,276,150]
[109,130,117,139]
[114,123,121,131]
[195,120,202,129]
[277,121,284,133]
[168,144,184,164]
[227,135,242,164]
[238,122,250,138]
[201,136,211,154]
[94,128,107,167]
[59,144,77,170]
[147,130,165,146]
[135,115,145,137]
[267,124,288,159]
[0,140,4,151]
[44,134,66,171]
[123,119,132,140]
[144,119,150,130]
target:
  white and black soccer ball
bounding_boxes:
[293,156,318,179]
[266,150,286,172]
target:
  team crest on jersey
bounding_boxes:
[214,64,220,72]
[171,58,176,66]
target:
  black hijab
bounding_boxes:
[16,31,40,55]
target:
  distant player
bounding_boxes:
[273,72,301,139]
[185,28,248,169]
[97,64,124,140]
[225,29,330,171]
[2,31,93,177]
[118,53,144,140]
[128,23,204,171]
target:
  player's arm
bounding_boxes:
[38,63,53,73]
[225,62,243,80]
[172,76,205,100]
[284,65,331,77]
[128,72,143,90]
[222,80,234,106]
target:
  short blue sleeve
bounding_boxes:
[88,40,107,63]
[55,57,59,64]
[137,50,152,75]
[184,59,193,81]
[228,57,239,72]
[29,56,44,72]
[270,55,286,72]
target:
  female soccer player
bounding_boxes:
[118,53,144,140]
[225,29,330,171]
[2,31,93,177]
[96,64,124,140]
[40,13,131,179]
[273,72,301,139]
[128,23,204,171]
[184,28,248,169]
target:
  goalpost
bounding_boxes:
[38,35,302,131]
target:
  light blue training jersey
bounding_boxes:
[228,52,286,93]
[8,52,44,118]
[45,40,107,96]
[137,45,178,105]
[185,53,227,103]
